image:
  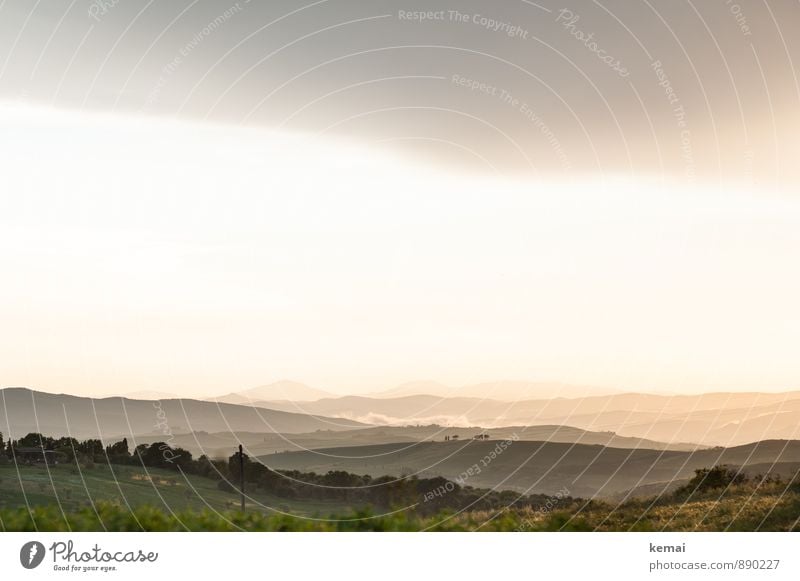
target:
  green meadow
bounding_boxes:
[0,462,351,522]
[2,462,799,532]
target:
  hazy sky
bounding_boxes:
[0,1,798,397]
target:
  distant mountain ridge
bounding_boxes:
[211,380,334,404]
[371,380,619,400]
[213,379,620,404]
[231,390,800,446]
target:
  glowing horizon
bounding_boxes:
[1,103,798,398]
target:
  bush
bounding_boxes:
[676,465,747,497]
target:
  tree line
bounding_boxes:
[0,431,575,514]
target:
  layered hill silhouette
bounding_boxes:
[0,388,366,440]
[261,439,800,498]
[249,391,800,446]
[6,386,800,451]
[127,423,698,459]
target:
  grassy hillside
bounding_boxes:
[2,450,798,532]
[0,462,351,519]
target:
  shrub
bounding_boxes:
[676,465,747,497]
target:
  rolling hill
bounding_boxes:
[260,439,800,498]
[0,388,367,441]
[125,423,699,459]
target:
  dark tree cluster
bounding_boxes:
[4,432,103,462]
[2,432,201,471]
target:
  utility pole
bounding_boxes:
[238,444,245,513]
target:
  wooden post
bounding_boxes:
[239,444,245,512]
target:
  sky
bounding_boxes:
[0,1,798,397]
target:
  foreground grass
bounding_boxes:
[580,481,800,532]
[3,462,798,531]
[2,481,799,531]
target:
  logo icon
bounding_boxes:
[20,541,46,569]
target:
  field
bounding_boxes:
[2,462,799,532]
